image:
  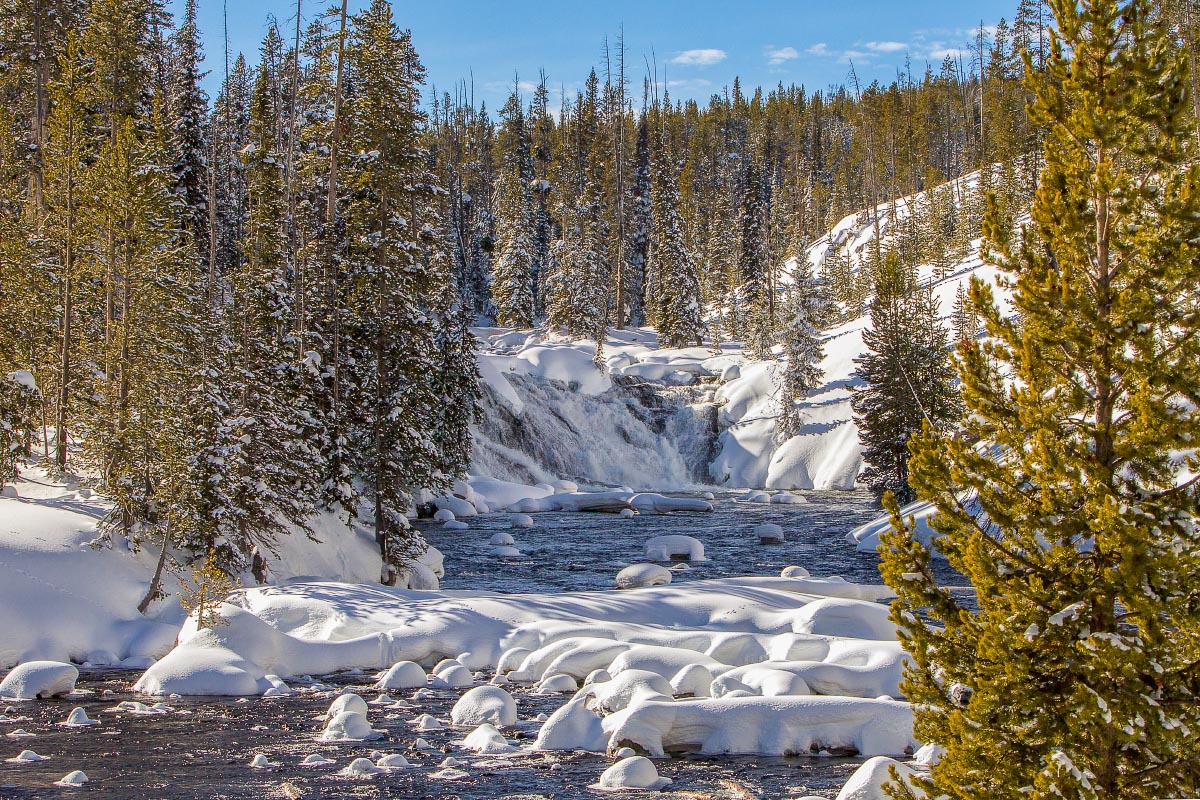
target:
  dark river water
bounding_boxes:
[0,492,959,800]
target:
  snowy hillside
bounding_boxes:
[471,173,1004,493]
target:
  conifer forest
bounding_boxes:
[0,0,1198,798]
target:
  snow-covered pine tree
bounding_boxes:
[490,87,535,328]
[210,53,252,301]
[342,0,442,584]
[776,260,832,441]
[949,281,978,345]
[625,114,652,327]
[880,2,1200,798]
[648,137,704,348]
[0,370,38,487]
[215,61,321,579]
[738,155,773,358]
[166,0,209,250]
[850,252,960,504]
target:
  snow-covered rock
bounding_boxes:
[586,669,675,713]
[489,532,515,546]
[6,750,49,763]
[834,755,924,799]
[461,723,517,754]
[433,496,477,519]
[375,661,427,690]
[755,523,785,543]
[629,494,712,514]
[326,693,369,720]
[781,565,811,578]
[450,685,517,727]
[54,770,88,788]
[339,757,384,777]
[510,514,534,529]
[443,520,469,531]
[533,696,607,751]
[60,707,98,727]
[320,711,383,742]
[0,661,78,700]
[771,492,807,505]
[590,756,672,791]
[536,673,579,694]
[615,564,672,589]
[643,535,706,562]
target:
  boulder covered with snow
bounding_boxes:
[754,524,785,543]
[590,756,671,791]
[461,723,517,754]
[433,496,477,518]
[629,494,713,514]
[375,661,427,690]
[615,564,672,590]
[834,755,924,800]
[781,565,811,578]
[533,696,607,752]
[450,685,517,727]
[643,535,706,562]
[320,710,383,741]
[510,514,534,529]
[0,661,78,700]
[770,492,807,505]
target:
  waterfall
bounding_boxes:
[470,373,719,490]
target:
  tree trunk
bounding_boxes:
[138,516,171,614]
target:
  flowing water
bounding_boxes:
[0,493,962,800]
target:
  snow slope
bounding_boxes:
[0,467,431,669]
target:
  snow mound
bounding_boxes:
[450,685,517,727]
[615,564,672,589]
[510,514,534,529]
[489,532,515,546]
[755,524,785,543]
[771,492,807,505]
[461,723,518,753]
[670,664,714,698]
[533,696,607,751]
[320,711,383,741]
[60,707,98,727]
[375,661,427,690]
[300,754,335,767]
[536,673,579,694]
[376,753,413,769]
[629,494,712,514]
[585,668,674,713]
[54,770,88,788]
[443,520,469,531]
[781,566,811,578]
[6,750,49,763]
[326,693,369,720]
[433,509,456,523]
[0,661,78,700]
[643,535,706,562]
[248,753,278,769]
[605,695,917,757]
[590,756,672,791]
[339,757,384,777]
[835,755,923,800]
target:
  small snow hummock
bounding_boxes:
[532,696,607,752]
[490,545,523,558]
[376,753,413,769]
[450,685,518,727]
[833,755,922,800]
[326,693,369,720]
[300,754,335,767]
[433,509,456,523]
[770,492,807,505]
[643,535,706,562]
[0,661,79,700]
[54,770,89,788]
[619,508,636,518]
[430,663,474,688]
[60,707,99,727]
[320,711,383,741]
[248,753,279,769]
[536,673,579,694]
[375,661,427,690]
[489,532,515,546]
[339,757,384,777]
[615,563,672,589]
[443,520,469,531]
[461,723,518,754]
[511,514,534,529]
[412,714,444,731]
[6,750,49,763]
[781,565,811,578]
[755,523,785,543]
[590,756,672,791]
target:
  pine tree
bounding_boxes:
[880,3,1200,798]
[648,139,704,348]
[490,89,536,328]
[166,0,209,249]
[0,370,38,487]
[625,116,652,327]
[343,0,443,583]
[738,155,773,357]
[776,260,832,441]
[851,253,960,504]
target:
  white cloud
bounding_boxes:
[665,78,714,91]
[764,45,800,66]
[865,41,908,53]
[806,42,831,57]
[671,48,727,66]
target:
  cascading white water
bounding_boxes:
[470,373,717,490]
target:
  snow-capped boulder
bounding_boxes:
[433,509,456,523]
[511,514,534,529]
[339,757,384,777]
[536,673,579,694]
[771,492,807,505]
[781,565,811,578]
[586,668,674,713]
[54,771,88,788]
[60,707,98,727]
[430,664,474,688]
[6,750,49,763]
[320,711,382,742]
[670,664,714,698]
[755,523,785,543]
[834,755,923,800]
[0,661,78,700]
[443,520,469,531]
[375,661,427,691]
[615,563,672,589]
[489,532,515,546]
[590,756,672,791]
[433,496,477,518]
[629,494,713,514]
[326,693,369,720]
[532,696,607,752]
[643,535,706,562]
[461,723,517,754]
[450,685,517,727]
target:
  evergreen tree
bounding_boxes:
[167,0,209,249]
[880,3,1200,798]
[490,89,536,328]
[851,253,960,504]
[776,260,832,441]
[625,115,652,326]
[648,139,704,347]
[0,370,38,487]
[343,0,443,583]
[738,155,772,357]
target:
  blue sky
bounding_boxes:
[178,0,1018,111]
